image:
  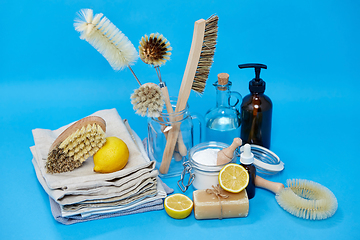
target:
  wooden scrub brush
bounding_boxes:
[255,176,338,220]
[160,15,218,174]
[46,116,106,174]
[74,9,164,117]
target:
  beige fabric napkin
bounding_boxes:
[66,181,167,218]
[31,108,152,190]
[63,178,158,211]
[31,155,158,205]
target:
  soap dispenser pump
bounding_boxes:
[238,63,272,149]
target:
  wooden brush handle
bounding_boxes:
[159,19,206,174]
[255,176,285,194]
[160,83,187,157]
[49,116,106,152]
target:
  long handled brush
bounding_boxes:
[139,33,187,156]
[74,9,164,117]
[159,15,218,174]
[255,176,338,220]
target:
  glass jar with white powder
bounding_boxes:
[178,141,237,191]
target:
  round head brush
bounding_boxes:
[130,82,164,117]
[255,176,338,220]
[138,33,173,114]
[46,116,106,174]
[139,33,172,67]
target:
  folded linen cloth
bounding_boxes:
[61,178,167,218]
[31,150,158,205]
[49,188,170,225]
[32,108,152,190]
[63,179,158,212]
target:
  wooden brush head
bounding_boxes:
[46,116,106,174]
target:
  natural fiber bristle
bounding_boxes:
[74,9,138,70]
[130,83,164,117]
[275,179,338,220]
[46,123,106,174]
[191,15,218,94]
[139,33,172,66]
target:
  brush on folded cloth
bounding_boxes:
[31,108,152,190]
[30,108,173,224]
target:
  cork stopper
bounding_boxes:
[217,73,229,91]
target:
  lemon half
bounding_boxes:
[164,194,193,219]
[218,163,249,193]
[93,137,129,173]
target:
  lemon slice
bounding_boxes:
[218,163,249,193]
[164,194,193,219]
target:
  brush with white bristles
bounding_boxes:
[255,176,338,220]
[74,9,164,117]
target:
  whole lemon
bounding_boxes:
[93,137,129,173]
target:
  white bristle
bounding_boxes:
[275,179,338,220]
[74,8,138,70]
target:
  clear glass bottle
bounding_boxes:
[205,73,242,146]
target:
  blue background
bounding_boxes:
[1,0,359,239]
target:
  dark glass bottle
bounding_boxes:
[240,144,256,199]
[238,64,272,149]
[241,163,256,199]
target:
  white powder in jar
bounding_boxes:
[192,148,219,166]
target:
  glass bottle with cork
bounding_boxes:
[205,73,242,146]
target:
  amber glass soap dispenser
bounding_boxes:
[238,63,272,149]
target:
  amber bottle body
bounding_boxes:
[241,93,272,149]
[241,163,256,199]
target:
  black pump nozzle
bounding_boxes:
[238,63,267,93]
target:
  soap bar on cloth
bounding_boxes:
[193,188,249,220]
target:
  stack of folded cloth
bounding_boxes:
[30,108,172,225]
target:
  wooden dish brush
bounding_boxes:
[46,116,106,174]
[139,33,187,156]
[255,176,338,220]
[159,15,218,174]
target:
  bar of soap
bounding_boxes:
[193,188,249,220]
